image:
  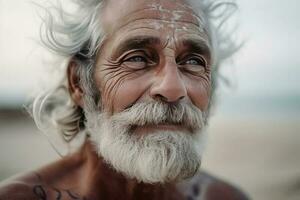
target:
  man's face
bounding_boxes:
[95,0,211,118]
[85,0,211,183]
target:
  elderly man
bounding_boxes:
[0,0,248,199]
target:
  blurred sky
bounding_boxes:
[0,0,299,117]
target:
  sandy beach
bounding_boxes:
[0,110,299,200]
[202,115,300,200]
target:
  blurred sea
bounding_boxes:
[218,93,300,118]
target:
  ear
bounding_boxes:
[67,60,84,107]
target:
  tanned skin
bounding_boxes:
[0,0,250,199]
[0,141,249,200]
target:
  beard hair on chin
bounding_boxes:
[86,100,208,184]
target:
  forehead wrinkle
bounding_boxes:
[127,26,157,33]
[103,1,209,40]
[101,0,212,59]
[145,1,205,25]
[117,17,202,35]
[112,5,202,32]
[147,1,194,12]
[111,7,161,32]
[148,5,201,21]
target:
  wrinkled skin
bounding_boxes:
[0,0,249,199]
[97,0,211,117]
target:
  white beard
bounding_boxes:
[86,101,208,183]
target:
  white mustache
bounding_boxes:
[109,101,206,133]
[87,100,207,183]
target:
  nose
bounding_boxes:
[150,63,187,103]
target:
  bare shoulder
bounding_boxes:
[0,172,42,200]
[177,171,250,200]
[0,170,86,200]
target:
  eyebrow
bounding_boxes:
[182,38,211,59]
[114,36,161,57]
[112,36,211,60]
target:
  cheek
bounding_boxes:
[103,72,153,113]
[186,76,211,110]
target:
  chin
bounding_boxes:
[86,100,208,183]
[89,117,207,183]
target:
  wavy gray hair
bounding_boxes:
[31,0,238,154]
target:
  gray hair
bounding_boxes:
[87,100,207,183]
[31,0,239,154]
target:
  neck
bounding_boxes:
[74,141,184,200]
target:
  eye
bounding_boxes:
[122,54,148,69]
[126,55,147,63]
[183,57,206,66]
[178,55,207,75]
[122,51,156,70]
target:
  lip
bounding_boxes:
[133,124,188,134]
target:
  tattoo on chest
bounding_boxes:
[33,185,47,200]
[53,188,62,200]
[33,185,88,200]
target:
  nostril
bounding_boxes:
[178,96,184,100]
[154,94,168,102]
[154,94,185,103]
